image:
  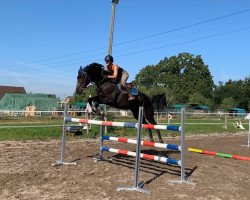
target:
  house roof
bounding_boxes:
[0,85,26,99]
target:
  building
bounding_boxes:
[0,93,59,112]
[0,85,26,99]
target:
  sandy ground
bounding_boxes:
[0,133,250,200]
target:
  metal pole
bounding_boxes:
[168,108,195,185]
[108,0,119,55]
[104,0,119,133]
[134,107,143,188]
[117,107,150,194]
[93,107,109,162]
[93,114,105,162]
[52,105,76,166]
[104,105,107,134]
[180,108,186,181]
[60,105,67,163]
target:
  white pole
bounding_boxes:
[242,113,250,147]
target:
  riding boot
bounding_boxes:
[128,95,135,101]
[120,84,135,101]
[126,88,135,101]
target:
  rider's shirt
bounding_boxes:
[107,64,126,82]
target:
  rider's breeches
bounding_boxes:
[120,72,129,87]
[119,72,131,94]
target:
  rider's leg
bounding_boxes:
[120,72,135,100]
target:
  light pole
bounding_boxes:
[108,0,119,55]
[104,0,119,133]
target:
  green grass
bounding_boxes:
[0,115,248,141]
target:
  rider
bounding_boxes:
[104,55,135,100]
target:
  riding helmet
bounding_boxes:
[104,55,114,63]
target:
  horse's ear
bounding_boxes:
[78,66,82,74]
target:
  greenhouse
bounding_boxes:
[0,93,59,111]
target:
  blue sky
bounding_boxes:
[0,0,250,99]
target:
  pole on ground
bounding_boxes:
[52,105,77,166]
[117,107,150,194]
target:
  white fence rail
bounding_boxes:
[0,109,247,117]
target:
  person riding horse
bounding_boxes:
[76,62,164,143]
[104,55,135,101]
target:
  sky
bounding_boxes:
[0,0,250,99]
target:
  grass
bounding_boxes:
[0,115,248,141]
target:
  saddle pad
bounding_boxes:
[117,84,138,96]
[130,86,138,95]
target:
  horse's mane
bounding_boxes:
[83,62,104,72]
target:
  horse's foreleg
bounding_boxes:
[147,129,154,142]
[88,96,100,113]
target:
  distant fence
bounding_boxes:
[0,109,247,119]
[0,109,248,131]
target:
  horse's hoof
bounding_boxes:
[159,140,164,144]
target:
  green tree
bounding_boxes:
[133,53,214,103]
[221,97,237,112]
[188,92,207,105]
[73,85,96,102]
[213,77,250,111]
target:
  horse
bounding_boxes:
[75,62,163,143]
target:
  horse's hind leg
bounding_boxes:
[130,107,154,142]
[142,118,154,142]
[145,114,164,143]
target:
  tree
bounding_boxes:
[188,92,207,105]
[213,77,250,111]
[220,97,237,112]
[73,85,96,102]
[133,53,214,103]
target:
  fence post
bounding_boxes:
[117,107,150,194]
[242,113,250,147]
[180,108,186,181]
[93,107,108,162]
[168,108,195,186]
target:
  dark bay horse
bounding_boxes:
[75,62,163,143]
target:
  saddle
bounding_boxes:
[117,82,138,95]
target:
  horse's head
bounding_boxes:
[75,66,91,95]
[75,63,105,95]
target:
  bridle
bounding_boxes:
[79,68,106,87]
